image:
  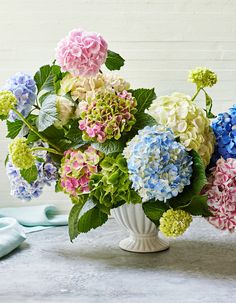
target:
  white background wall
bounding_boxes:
[0,0,236,212]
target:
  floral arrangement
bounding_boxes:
[0,28,234,242]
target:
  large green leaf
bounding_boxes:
[183,195,212,217]
[68,203,85,242]
[34,64,61,93]
[78,204,108,233]
[127,112,157,139]
[6,120,23,139]
[37,94,58,132]
[65,120,83,143]
[92,139,125,155]
[168,150,207,208]
[20,165,38,183]
[105,50,125,71]
[142,199,168,226]
[129,88,156,113]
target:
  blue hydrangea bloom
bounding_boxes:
[212,104,236,161]
[3,72,36,121]
[123,125,193,202]
[6,156,58,201]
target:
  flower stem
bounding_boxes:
[31,147,63,156]
[11,108,61,152]
[191,87,201,102]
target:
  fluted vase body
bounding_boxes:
[111,203,169,253]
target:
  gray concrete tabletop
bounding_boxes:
[0,217,236,303]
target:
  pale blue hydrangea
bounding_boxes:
[123,125,193,202]
[3,72,36,121]
[6,155,58,201]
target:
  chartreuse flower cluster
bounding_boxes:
[89,154,141,212]
[60,146,100,196]
[123,125,193,202]
[9,138,35,170]
[79,91,137,142]
[212,104,236,160]
[188,67,217,89]
[160,209,192,237]
[147,92,215,166]
[0,90,17,117]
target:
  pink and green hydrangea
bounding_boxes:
[79,90,137,143]
[60,146,100,196]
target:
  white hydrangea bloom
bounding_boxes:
[147,92,215,166]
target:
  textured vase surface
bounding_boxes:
[111,203,169,253]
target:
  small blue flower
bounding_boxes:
[212,104,236,161]
[123,125,193,202]
[3,72,36,121]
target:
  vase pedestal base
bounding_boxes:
[119,232,169,253]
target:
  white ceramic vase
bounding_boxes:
[111,203,169,253]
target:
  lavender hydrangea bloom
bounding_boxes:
[123,125,193,202]
[6,157,58,201]
[3,72,36,121]
[212,104,236,161]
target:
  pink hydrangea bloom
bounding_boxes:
[55,29,108,77]
[203,158,236,232]
[60,146,100,196]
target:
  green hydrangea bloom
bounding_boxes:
[159,209,192,238]
[9,138,35,169]
[0,90,17,116]
[188,67,217,89]
[89,154,141,212]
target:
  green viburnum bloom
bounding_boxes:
[9,138,35,169]
[159,209,192,238]
[0,90,17,117]
[89,153,141,212]
[188,67,217,89]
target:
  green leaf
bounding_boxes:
[34,64,61,93]
[183,195,212,217]
[105,50,125,71]
[0,115,7,120]
[204,91,216,118]
[65,120,83,143]
[38,91,53,106]
[27,131,40,143]
[68,203,85,242]
[78,204,108,233]
[6,120,23,139]
[142,199,168,226]
[4,154,9,166]
[37,94,58,132]
[20,165,38,183]
[129,88,156,113]
[55,180,62,193]
[168,150,207,208]
[92,139,125,155]
[128,112,157,138]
